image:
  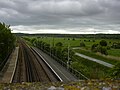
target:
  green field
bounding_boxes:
[74,49,119,65]
[35,37,120,57]
[25,36,120,61]
[108,49,120,57]
[24,36,120,62]
[23,36,120,79]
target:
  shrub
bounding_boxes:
[107,46,111,50]
[55,42,63,47]
[111,42,120,49]
[109,62,120,79]
[91,44,98,52]
[100,40,107,46]
[100,47,108,55]
[72,38,75,40]
[80,42,85,47]
[93,40,95,42]
[91,44,108,55]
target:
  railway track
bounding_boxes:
[12,39,61,83]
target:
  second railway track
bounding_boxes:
[12,39,62,83]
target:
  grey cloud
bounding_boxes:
[0,0,120,33]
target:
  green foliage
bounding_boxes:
[74,49,118,65]
[23,37,31,41]
[108,49,120,57]
[71,55,109,78]
[100,40,107,46]
[72,38,75,40]
[100,47,108,55]
[106,46,111,50]
[80,42,85,47]
[91,44,98,52]
[0,22,15,64]
[55,47,63,59]
[93,40,95,42]
[111,42,120,49]
[24,36,120,79]
[91,40,108,55]
[30,38,36,44]
[109,62,120,79]
[30,39,74,63]
[55,42,63,47]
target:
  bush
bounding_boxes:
[107,46,111,50]
[55,42,63,47]
[100,47,108,55]
[91,44,98,52]
[93,40,95,42]
[91,43,108,55]
[109,62,120,79]
[80,42,85,47]
[100,40,107,46]
[0,22,15,65]
[72,38,75,40]
[111,42,120,49]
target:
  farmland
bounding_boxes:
[25,36,120,58]
[22,35,120,79]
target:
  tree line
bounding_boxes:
[0,22,16,70]
[16,33,120,39]
[24,37,74,65]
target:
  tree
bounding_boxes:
[30,38,36,44]
[99,47,108,55]
[80,42,85,47]
[55,42,63,47]
[91,44,98,52]
[72,38,75,41]
[44,43,50,52]
[55,47,62,59]
[62,47,74,62]
[0,22,15,64]
[91,43,108,55]
[100,40,107,46]
[51,46,56,56]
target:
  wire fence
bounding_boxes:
[42,49,89,80]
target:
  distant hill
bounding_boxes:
[14,33,120,39]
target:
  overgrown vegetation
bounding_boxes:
[109,62,120,79]
[74,49,118,65]
[23,37,117,79]
[91,40,108,55]
[71,55,110,79]
[0,22,16,70]
[111,42,120,49]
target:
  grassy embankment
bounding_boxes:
[23,36,120,78]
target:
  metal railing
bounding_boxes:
[40,48,89,80]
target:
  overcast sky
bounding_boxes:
[1,0,120,34]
